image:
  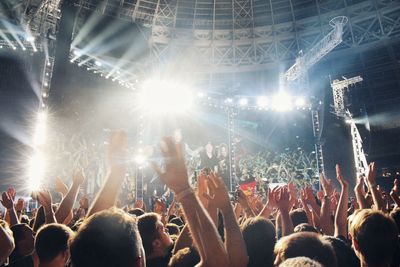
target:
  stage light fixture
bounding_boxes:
[26,36,35,42]
[257,96,268,108]
[239,98,248,106]
[95,60,102,66]
[272,91,292,111]
[139,79,194,114]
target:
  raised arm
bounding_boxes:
[319,173,334,235]
[155,137,229,267]
[0,223,14,265]
[237,189,255,218]
[366,162,385,211]
[354,175,369,209]
[390,179,400,207]
[274,186,294,237]
[203,172,248,267]
[37,190,56,224]
[55,170,85,223]
[259,187,277,219]
[87,131,127,217]
[334,165,349,238]
[1,191,18,226]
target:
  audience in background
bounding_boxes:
[0,131,399,267]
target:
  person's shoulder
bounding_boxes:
[8,255,34,267]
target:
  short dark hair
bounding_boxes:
[35,223,74,263]
[128,208,145,217]
[274,232,337,267]
[324,236,359,267]
[169,247,200,267]
[289,209,308,227]
[350,209,398,266]
[137,213,160,256]
[294,223,319,234]
[241,217,276,267]
[166,223,180,236]
[70,208,141,267]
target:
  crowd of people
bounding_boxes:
[0,131,399,267]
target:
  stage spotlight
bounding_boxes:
[26,36,35,42]
[239,98,248,106]
[272,91,292,111]
[295,97,306,107]
[257,96,268,108]
[139,79,194,114]
[95,60,102,66]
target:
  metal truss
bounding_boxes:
[284,16,347,82]
[311,109,324,176]
[331,76,363,116]
[149,0,400,73]
[349,116,369,176]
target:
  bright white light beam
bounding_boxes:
[272,91,292,111]
[138,80,194,114]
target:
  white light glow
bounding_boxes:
[33,112,47,146]
[26,36,35,42]
[135,154,146,165]
[295,97,306,107]
[95,60,102,66]
[272,91,292,111]
[239,98,248,106]
[27,151,45,191]
[139,79,194,114]
[257,96,268,108]
[73,50,81,56]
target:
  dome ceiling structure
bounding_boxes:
[76,0,400,74]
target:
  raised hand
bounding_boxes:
[336,165,348,188]
[7,188,16,202]
[79,195,89,210]
[0,192,14,209]
[203,172,231,212]
[55,177,69,196]
[107,130,128,166]
[37,190,53,211]
[15,198,25,212]
[366,162,377,186]
[73,169,86,186]
[355,176,366,194]
[393,179,399,194]
[320,173,334,196]
[154,137,190,194]
[154,198,166,214]
[274,186,291,212]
